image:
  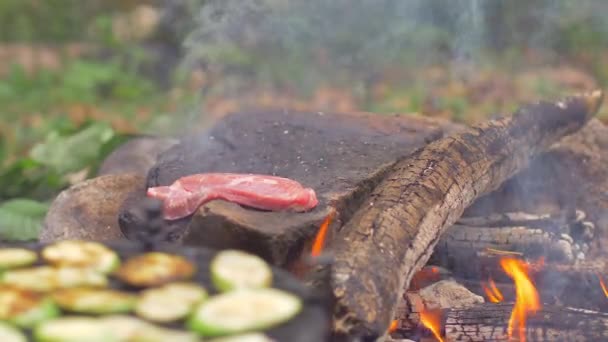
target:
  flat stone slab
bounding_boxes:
[119,110,461,265]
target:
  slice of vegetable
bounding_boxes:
[0,248,38,270]
[42,240,119,274]
[210,333,274,342]
[34,316,122,342]
[135,282,207,322]
[115,252,195,287]
[0,321,27,342]
[0,286,59,327]
[188,288,302,337]
[210,250,272,292]
[51,288,136,314]
[101,315,200,342]
[1,266,108,292]
[130,325,200,342]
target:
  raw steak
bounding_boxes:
[147,173,319,220]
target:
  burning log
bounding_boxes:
[330,90,604,338]
[431,209,595,278]
[445,303,608,341]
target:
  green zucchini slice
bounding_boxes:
[1,266,108,292]
[188,288,302,337]
[0,248,37,270]
[210,333,274,342]
[51,288,137,314]
[0,286,59,327]
[34,316,122,342]
[42,240,120,274]
[135,282,207,322]
[100,315,199,342]
[0,321,27,342]
[115,252,195,287]
[210,250,272,291]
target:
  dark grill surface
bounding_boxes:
[0,240,330,342]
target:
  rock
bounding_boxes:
[97,136,178,176]
[41,173,144,243]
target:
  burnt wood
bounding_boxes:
[431,210,595,278]
[464,118,608,258]
[329,91,604,339]
[119,110,461,265]
[2,241,330,342]
[446,303,608,341]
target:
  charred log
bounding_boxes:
[446,303,608,341]
[330,91,604,338]
[431,210,596,279]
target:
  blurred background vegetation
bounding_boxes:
[1,0,607,239]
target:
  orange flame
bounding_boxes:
[597,273,608,298]
[388,319,398,333]
[482,278,504,303]
[419,307,444,342]
[500,257,541,342]
[311,211,335,257]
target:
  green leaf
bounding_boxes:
[29,122,115,174]
[0,199,49,241]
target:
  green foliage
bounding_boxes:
[0,199,49,241]
[30,122,114,174]
[0,122,128,201]
[0,61,156,111]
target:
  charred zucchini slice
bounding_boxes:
[0,286,59,327]
[0,321,27,342]
[1,266,108,292]
[188,288,302,337]
[0,248,37,270]
[210,250,272,291]
[34,316,120,342]
[115,252,195,287]
[51,288,136,314]
[135,282,207,322]
[42,240,119,274]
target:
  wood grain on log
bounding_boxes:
[446,303,608,341]
[431,210,595,279]
[330,91,604,338]
[120,110,461,265]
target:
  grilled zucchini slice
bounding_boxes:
[135,282,207,322]
[1,266,107,292]
[51,288,137,314]
[0,248,37,270]
[0,321,27,342]
[34,316,120,342]
[210,250,272,291]
[188,288,302,337]
[210,333,274,342]
[0,286,59,327]
[115,252,195,287]
[42,240,119,274]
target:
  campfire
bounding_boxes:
[39,90,608,341]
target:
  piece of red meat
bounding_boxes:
[147,173,318,220]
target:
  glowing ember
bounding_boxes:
[410,266,442,290]
[419,307,444,342]
[500,257,541,342]
[311,211,335,257]
[596,273,608,298]
[388,319,398,333]
[482,278,504,303]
